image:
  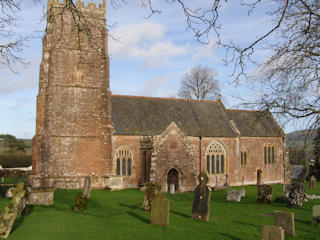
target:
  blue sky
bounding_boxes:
[0,0,305,138]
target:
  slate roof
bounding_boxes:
[111,95,284,138]
[226,109,284,137]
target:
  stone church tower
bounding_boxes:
[32,0,113,188]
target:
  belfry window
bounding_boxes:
[205,141,227,174]
[115,148,133,176]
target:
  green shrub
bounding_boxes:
[0,154,32,168]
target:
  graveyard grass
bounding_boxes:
[1,183,320,240]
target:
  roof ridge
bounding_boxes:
[227,108,266,113]
[111,94,219,103]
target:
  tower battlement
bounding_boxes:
[48,0,106,14]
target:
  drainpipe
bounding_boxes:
[199,136,202,174]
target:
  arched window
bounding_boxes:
[264,145,275,164]
[205,141,227,174]
[115,148,133,176]
[241,148,249,167]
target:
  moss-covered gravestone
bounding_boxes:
[257,185,272,204]
[150,193,169,226]
[142,182,161,211]
[312,205,320,227]
[74,176,91,212]
[262,225,284,240]
[0,182,26,238]
[275,210,295,236]
[191,171,211,221]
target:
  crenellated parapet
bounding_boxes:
[48,0,106,18]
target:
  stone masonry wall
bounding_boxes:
[32,0,112,189]
[112,135,141,188]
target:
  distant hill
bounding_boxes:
[286,129,317,148]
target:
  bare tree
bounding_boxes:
[0,0,29,70]
[178,65,220,101]
[2,1,319,130]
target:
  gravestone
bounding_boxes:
[28,189,54,206]
[226,189,241,202]
[239,188,245,197]
[287,182,305,207]
[0,183,26,239]
[150,193,169,226]
[257,185,272,204]
[191,171,211,221]
[224,174,230,187]
[309,175,317,189]
[74,176,91,212]
[142,182,161,211]
[312,205,320,223]
[169,184,175,194]
[257,169,262,185]
[274,211,295,236]
[261,225,284,240]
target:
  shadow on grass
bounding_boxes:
[11,205,34,235]
[119,203,141,210]
[127,211,149,224]
[232,220,261,228]
[218,232,242,240]
[170,210,190,219]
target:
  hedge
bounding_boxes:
[0,154,32,168]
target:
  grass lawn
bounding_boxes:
[1,183,320,240]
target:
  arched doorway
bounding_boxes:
[167,168,179,192]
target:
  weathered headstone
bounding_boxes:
[191,171,211,221]
[274,211,295,236]
[82,176,91,199]
[224,174,230,187]
[312,205,320,223]
[310,175,317,189]
[28,189,54,206]
[257,169,262,186]
[239,188,245,197]
[257,185,272,204]
[226,189,241,202]
[142,182,161,211]
[150,193,169,226]
[287,182,305,207]
[74,176,91,212]
[0,183,26,239]
[261,225,284,240]
[169,184,175,194]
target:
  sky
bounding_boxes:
[0,0,306,138]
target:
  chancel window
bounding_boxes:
[264,145,275,164]
[206,141,227,174]
[241,148,248,167]
[115,148,133,176]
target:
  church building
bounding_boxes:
[31,0,289,192]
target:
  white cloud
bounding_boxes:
[135,71,182,96]
[109,22,189,64]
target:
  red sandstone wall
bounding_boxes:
[193,137,284,187]
[32,2,111,189]
[112,135,141,188]
[154,133,196,192]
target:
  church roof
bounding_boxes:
[111,95,284,138]
[225,109,284,137]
